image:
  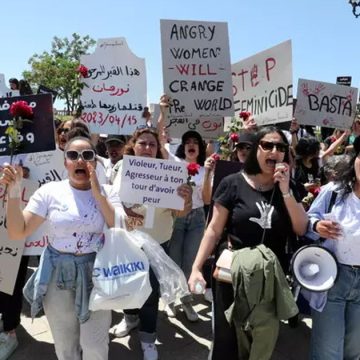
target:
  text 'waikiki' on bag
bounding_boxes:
[89,208,152,311]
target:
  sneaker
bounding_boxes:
[111,315,140,338]
[141,342,158,360]
[0,332,18,360]
[204,288,213,303]
[182,303,199,322]
[164,303,177,318]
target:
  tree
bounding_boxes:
[23,33,96,113]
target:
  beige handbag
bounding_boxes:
[213,249,233,283]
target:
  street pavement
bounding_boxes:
[9,297,311,360]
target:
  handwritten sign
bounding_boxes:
[0,180,37,294]
[0,74,19,98]
[80,37,146,135]
[295,79,358,129]
[165,115,224,140]
[0,94,55,155]
[161,19,234,132]
[232,40,293,126]
[119,155,187,209]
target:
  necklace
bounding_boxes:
[253,175,274,192]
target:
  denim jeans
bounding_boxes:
[310,264,360,360]
[169,207,205,280]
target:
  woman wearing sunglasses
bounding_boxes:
[189,126,308,360]
[1,136,117,360]
[110,127,192,360]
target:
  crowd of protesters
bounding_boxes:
[0,85,360,360]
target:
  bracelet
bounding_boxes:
[281,191,292,198]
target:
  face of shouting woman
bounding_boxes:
[184,138,200,163]
[64,139,96,190]
[57,120,72,151]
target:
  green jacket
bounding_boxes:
[226,244,298,327]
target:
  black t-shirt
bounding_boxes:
[214,172,300,262]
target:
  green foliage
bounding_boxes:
[23,33,95,113]
[218,116,243,159]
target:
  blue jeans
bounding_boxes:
[168,207,205,280]
[310,264,360,360]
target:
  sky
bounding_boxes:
[1,0,359,109]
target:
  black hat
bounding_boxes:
[181,130,203,144]
[105,135,126,145]
[234,132,255,147]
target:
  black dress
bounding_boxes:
[209,172,300,360]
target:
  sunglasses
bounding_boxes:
[65,149,96,161]
[57,128,70,135]
[236,144,252,151]
[136,125,157,131]
[259,141,288,153]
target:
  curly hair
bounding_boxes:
[124,128,163,159]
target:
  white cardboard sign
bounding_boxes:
[119,155,187,209]
[232,40,293,126]
[295,79,358,129]
[161,19,234,133]
[80,37,147,135]
[0,180,36,294]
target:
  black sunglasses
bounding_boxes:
[57,128,70,135]
[136,125,157,131]
[65,149,96,161]
[236,143,252,151]
[259,140,288,153]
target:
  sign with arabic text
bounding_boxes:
[0,180,37,294]
[0,94,55,155]
[161,19,234,129]
[80,38,146,135]
[295,79,358,129]
[232,40,293,126]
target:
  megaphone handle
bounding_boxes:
[293,284,301,301]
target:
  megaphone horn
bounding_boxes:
[291,245,338,292]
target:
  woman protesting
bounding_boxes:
[1,136,117,360]
[307,135,360,360]
[188,126,308,359]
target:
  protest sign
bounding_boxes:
[0,93,55,155]
[161,19,234,137]
[119,155,187,210]
[232,40,293,126]
[0,180,36,294]
[37,84,58,103]
[336,76,352,87]
[80,38,146,135]
[0,74,19,98]
[295,79,358,129]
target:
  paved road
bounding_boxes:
[9,298,311,360]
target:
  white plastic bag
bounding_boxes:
[127,229,190,305]
[89,209,152,311]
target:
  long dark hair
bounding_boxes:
[175,130,206,166]
[243,126,290,175]
[338,136,360,200]
[124,128,163,159]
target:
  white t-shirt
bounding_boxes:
[25,180,115,254]
[326,192,360,265]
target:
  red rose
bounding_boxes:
[9,100,33,119]
[211,153,220,161]
[240,111,251,120]
[77,64,89,78]
[187,163,200,177]
[230,133,239,142]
